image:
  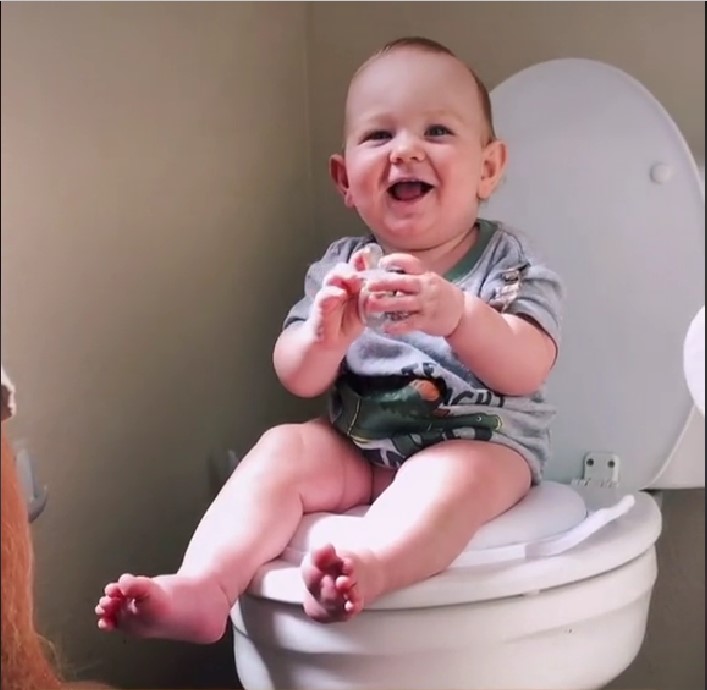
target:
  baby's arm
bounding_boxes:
[448,240,562,396]
[274,238,367,398]
[274,322,352,398]
[447,297,556,396]
[369,236,562,397]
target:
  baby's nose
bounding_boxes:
[390,134,424,163]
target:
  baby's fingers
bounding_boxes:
[315,285,348,311]
[365,293,420,315]
[323,263,363,292]
[382,314,423,336]
[350,245,381,271]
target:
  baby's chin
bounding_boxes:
[370,220,443,252]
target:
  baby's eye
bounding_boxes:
[362,130,392,143]
[426,124,453,137]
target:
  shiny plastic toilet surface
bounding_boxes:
[684,306,705,416]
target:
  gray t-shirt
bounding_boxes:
[283,219,563,481]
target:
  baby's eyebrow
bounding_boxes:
[355,110,463,127]
[424,110,471,126]
[354,110,394,125]
[348,119,393,138]
[424,109,454,119]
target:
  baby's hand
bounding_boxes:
[361,253,465,338]
[309,249,370,349]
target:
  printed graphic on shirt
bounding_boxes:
[330,370,503,468]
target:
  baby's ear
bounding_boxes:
[478,140,508,200]
[329,154,354,207]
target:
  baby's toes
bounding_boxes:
[97,615,117,631]
[104,581,124,597]
[335,574,353,593]
[338,555,356,576]
[96,594,123,619]
[301,559,326,597]
[98,593,118,609]
[96,600,119,630]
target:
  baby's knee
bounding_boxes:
[250,420,341,484]
[242,423,310,480]
[249,423,299,462]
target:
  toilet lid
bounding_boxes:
[484,58,705,491]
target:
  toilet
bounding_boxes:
[231,58,705,690]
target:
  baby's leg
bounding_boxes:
[301,440,531,622]
[96,420,384,643]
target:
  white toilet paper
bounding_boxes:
[683,306,705,416]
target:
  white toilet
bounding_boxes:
[231,59,705,690]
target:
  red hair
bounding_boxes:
[1,371,109,689]
[1,426,62,690]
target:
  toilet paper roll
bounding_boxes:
[683,306,705,416]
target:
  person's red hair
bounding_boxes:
[1,424,62,690]
[1,371,110,690]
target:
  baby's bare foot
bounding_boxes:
[95,572,231,644]
[301,544,381,623]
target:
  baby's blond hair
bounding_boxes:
[353,36,496,145]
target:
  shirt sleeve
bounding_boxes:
[477,228,564,346]
[282,237,366,331]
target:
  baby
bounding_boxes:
[96,36,563,643]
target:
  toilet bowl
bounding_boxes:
[232,58,705,690]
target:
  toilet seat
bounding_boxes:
[246,490,660,608]
[280,481,634,570]
[243,58,703,611]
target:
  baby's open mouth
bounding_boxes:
[387,180,433,201]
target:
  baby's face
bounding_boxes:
[333,48,504,252]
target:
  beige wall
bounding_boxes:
[1,2,704,689]
[1,2,317,687]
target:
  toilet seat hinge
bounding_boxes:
[571,452,621,488]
